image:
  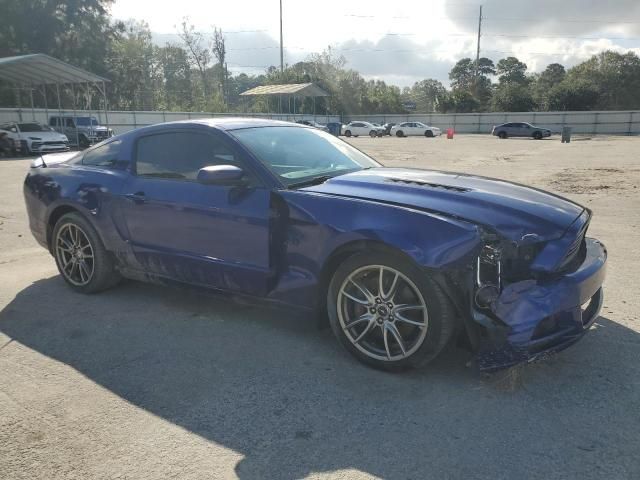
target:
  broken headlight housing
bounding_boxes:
[475,244,502,308]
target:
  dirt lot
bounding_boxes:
[1,135,639,479]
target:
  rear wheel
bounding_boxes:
[396,130,404,137]
[328,250,455,370]
[52,212,121,293]
[425,130,434,138]
[344,130,352,137]
[498,131,507,139]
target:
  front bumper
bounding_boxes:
[476,238,607,371]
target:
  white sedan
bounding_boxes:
[390,122,442,138]
[341,121,384,138]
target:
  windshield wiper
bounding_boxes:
[287,175,334,189]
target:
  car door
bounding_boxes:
[63,118,76,141]
[513,123,527,137]
[118,128,272,296]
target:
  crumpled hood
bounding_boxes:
[302,168,585,242]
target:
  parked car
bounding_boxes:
[492,122,551,140]
[0,122,69,155]
[391,122,442,138]
[23,118,607,372]
[49,115,114,149]
[341,121,383,138]
[371,123,386,137]
[296,120,330,133]
[383,123,396,135]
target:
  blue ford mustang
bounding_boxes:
[23,119,607,371]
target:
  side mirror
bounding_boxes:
[197,165,245,185]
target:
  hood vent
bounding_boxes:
[387,177,471,193]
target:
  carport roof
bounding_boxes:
[240,83,329,97]
[0,54,109,85]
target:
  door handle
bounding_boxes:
[125,191,146,204]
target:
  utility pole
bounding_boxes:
[475,5,483,78]
[279,0,284,73]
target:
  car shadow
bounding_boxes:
[1,276,638,478]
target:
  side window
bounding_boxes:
[82,140,122,167]
[65,118,75,128]
[49,118,57,127]
[135,131,240,181]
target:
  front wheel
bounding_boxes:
[396,130,404,137]
[498,131,507,139]
[327,250,455,370]
[79,135,90,149]
[344,130,352,137]
[533,131,543,140]
[52,212,121,293]
[369,130,377,138]
[425,130,434,138]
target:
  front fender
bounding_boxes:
[268,191,482,308]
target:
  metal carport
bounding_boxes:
[239,83,330,115]
[0,54,110,146]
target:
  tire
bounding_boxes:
[533,131,543,140]
[369,130,377,138]
[345,130,352,137]
[498,131,507,139]
[52,212,121,293]
[396,130,404,137]
[327,249,455,371]
[425,130,434,138]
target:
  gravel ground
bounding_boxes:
[1,134,639,479]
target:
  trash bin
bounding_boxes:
[326,122,342,136]
[446,128,455,139]
[561,126,572,143]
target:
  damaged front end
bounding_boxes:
[467,210,607,371]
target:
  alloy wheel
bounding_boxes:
[337,265,429,361]
[55,223,95,286]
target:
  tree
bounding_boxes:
[212,27,226,101]
[491,83,535,112]
[178,18,213,100]
[533,63,566,109]
[496,57,528,85]
[106,20,159,110]
[567,51,640,110]
[440,90,479,113]
[407,79,447,112]
[547,80,599,111]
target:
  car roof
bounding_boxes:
[118,117,308,139]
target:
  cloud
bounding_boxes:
[330,36,461,86]
[445,0,640,36]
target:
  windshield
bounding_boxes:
[75,117,99,126]
[231,126,380,187]
[17,123,51,132]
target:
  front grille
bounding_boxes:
[96,131,109,138]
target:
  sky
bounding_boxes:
[110,0,640,87]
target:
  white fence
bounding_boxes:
[346,111,640,135]
[2,108,639,135]
[0,108,340,135]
